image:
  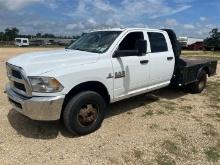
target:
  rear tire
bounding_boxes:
[63,91,106,135]
[190,70,207,93]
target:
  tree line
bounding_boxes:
[1,27,220,49]
[0,27,80,41]
[204,28,220,50]
[0,27,19,41]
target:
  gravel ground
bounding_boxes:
[0,48,219,165]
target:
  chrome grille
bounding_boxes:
[6,63,32,97]
[11,69,22,79]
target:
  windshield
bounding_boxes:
[67,31,121,53]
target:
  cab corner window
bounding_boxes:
[119,32,144,50]
[148,32,168,53]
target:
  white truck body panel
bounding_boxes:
[148,31,175,85]
[8,28,175,103]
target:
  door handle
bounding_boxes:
[167,57,174,61]
[140,60,149,64]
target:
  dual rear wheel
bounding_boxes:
[190,70,207,93]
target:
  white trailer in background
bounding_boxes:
[15,38,29,47]
[178,37,203,48]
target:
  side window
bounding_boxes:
[119,32,144,50]
[148,32,168,53]
[16,39,21,43]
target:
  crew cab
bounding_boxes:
[5,28,217,135]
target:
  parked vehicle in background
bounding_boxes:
[29,40,44,46]
[30,38,74,46]
[178,37,204,50]
[188,42,204,50]
[15,38,29,47]
[6,28,217,135]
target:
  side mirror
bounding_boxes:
[135,39,147,55]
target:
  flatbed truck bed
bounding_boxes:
[173,57,217,86]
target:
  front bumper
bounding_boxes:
[6,84,65,121]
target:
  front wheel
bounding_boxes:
[63,91,106,135]
[189,70,207,93]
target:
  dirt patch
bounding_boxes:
[0,48,220,164]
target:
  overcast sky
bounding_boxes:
[0,0,219,38]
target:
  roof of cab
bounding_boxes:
[91,27,164,33]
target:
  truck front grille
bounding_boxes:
[11,69,22,79]
[6,63,32,97]
[14,82,26,92]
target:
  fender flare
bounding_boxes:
[196,66,209,81]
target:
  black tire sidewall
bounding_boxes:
[63,91,106,135]
[191,70,207,93]
[197,70,207,92]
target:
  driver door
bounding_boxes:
[111,31,150,100]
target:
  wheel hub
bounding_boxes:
[77,104,98,126]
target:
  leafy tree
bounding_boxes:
[42,33,55,38]
[204,28,220,50]
[0,32,4,41]
[36,33,42,38]
[209,28,220,38]
[0,26,78,42]
[4,27,19,41]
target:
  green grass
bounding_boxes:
[206,113,220,120]
[205,147,220,162]
[176,134,188,144]
[149,123,159,129]
[143,109,154,116]
[157,110,165,115]
[204,81,220,104]
[156,154,176,165]
[216,113,220,118]
[159,100,177,112]
[209,104,220,110]
[133,149,144,159]
[0,45,16,48]
[202,123,219,137]
[0,45,64,48]
[182,51,220,57]
[180,106,193,113]
[163,140,179,155]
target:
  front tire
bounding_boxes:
[63,91,106,135]
[190,70,207,93]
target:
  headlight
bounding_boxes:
[29,76,64,93]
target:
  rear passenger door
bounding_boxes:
[148,32,175,85]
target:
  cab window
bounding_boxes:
[148,32,168,53]
[16,39,21,43]
[119,32,144,50]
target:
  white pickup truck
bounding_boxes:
[6,28,217,135]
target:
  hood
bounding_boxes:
[7,49,99,76]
